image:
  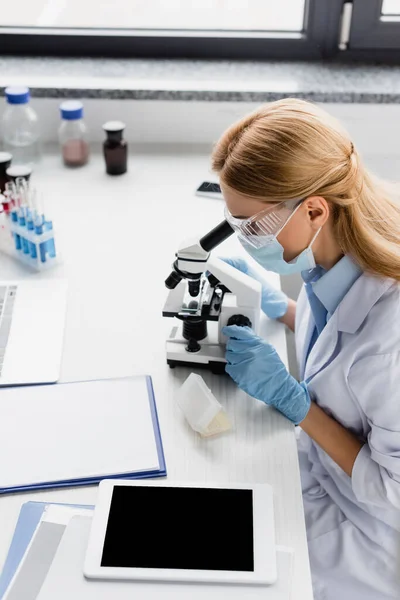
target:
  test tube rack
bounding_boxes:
[7,218,57,271]
[0,180,59,271]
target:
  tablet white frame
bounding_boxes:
[84,479,277,586]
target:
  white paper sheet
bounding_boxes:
[0,377,160,488]
[3,506,94,600]
[41,505,94,526]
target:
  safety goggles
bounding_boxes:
[224,198,304,249]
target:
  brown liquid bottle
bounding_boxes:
[102,121,128,176]
[59,101,89,168]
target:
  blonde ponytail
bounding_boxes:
[212,98,400,281]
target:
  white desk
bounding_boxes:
[0,149,313,599]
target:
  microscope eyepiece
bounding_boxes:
[199,220,233,252]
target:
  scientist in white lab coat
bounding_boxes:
[213,98,400,599]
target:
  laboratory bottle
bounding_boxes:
[6,164,32,185]
[0,152,12,193]
[1,87,41,166]
[102,121,128,175]
[58,101,89,167]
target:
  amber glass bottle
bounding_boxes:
[102,121,127,176]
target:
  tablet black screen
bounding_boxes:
[101,486,254,572]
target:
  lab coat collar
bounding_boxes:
[303,273,393,381]
[337,274,393,333]
[304,311,340,381]
[298,302,316,380]
[312,255,362,317]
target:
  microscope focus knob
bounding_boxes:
[227,314,252,328]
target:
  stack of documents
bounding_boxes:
[0,502,294,600]
[0,376,166,494]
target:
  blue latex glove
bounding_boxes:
[221,257,288,320]
[223,325,310,425]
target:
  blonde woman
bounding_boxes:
[213,99,400,599]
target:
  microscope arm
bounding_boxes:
[206,255,261,309]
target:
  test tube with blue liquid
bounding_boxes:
[15,178,30,255]
[31,192,44,262]
[27,188,37,259]
[35,213,46,263]
[43,220,56,259]
[34,193,56,263]
[5,182,21,251]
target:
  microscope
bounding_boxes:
[163,220,262,373]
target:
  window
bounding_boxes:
[350,0,400,50]
[382,0,400,15]
[0,0,400,59]
[2,0,306,32]
[0,0,342,58]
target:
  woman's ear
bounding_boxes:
[304,196,330,230]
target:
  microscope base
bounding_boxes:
[166,324,226,374]
[167,359,226,375]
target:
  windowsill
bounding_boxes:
[1,56,400,103]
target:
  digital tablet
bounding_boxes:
[84,479,277,586]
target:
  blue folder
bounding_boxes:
[0,501,92,599]
[0,376,166,494]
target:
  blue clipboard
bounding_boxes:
[0,376,166,495]
[0,501,93,599]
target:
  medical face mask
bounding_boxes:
[240,206,321,275]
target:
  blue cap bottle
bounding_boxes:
[2,87,40,166]
[5,86,31,105]
[59,101,89,167]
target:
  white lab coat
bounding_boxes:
[295,272,400,600]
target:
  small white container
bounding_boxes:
[176,373,232,437]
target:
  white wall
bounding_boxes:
[30,99,400,167]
